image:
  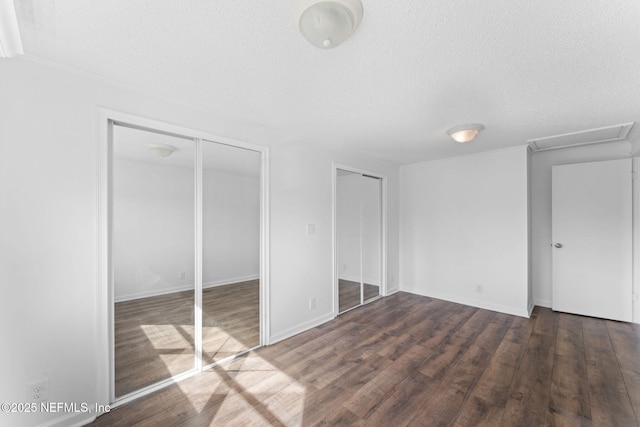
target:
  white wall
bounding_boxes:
[0,57,399,427]
[269,143,399,341]
[400,145,530,317]
[202,169,260,287]
[529,141,631,307]
[113,159,259,302]
[113,159,195,301]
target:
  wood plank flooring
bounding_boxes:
[115,280,259,397]
[95,292,640,426]
[338,279,380,313]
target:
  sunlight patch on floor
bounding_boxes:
[202,327,246,352]
[140,324,193,349]
[176,352,307,423]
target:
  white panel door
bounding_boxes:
[552,158,632,321]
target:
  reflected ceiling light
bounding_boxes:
[0,0,24,58]
[447,124,485,143]
[148,143,177,157]
[294,0,363,49]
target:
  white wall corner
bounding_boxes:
[386,286,400,295]
[0,0,24,58]
[533,298,552,309]
[527,301,535,317]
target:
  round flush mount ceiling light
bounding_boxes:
[294,0,363,49]
[447,124,485,143]
[148,143,177,157]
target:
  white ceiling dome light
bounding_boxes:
[447,124,485,143]
[148,143,177,157]
[294,0,363,49]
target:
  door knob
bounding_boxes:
[555,243,563,248]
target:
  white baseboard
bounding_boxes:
[527,301,535,317]
[203,275,259,289]
[268,312,335,345]
[337,275,360,283]
[115,283,194,303]
[534,298,552,308]
[386,287,400,296]
[402,287,530,318]
[114,275,259,302]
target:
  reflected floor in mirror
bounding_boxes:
[114,291,195,397]
[338,279,379,313]
[115,280,259,397]
[202,279,260,366]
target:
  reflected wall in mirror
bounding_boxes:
[201,141,261,366]
[336,169,382,313]
[112,125,195,398]
[361,175,381,302]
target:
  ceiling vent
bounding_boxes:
[527,122,634,152]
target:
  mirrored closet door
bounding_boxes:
[201,141,261,367]
[336,168,382,314]
[361,174,382,303]
[111,122,262,400]
[112,125,196,398]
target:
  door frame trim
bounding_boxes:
[97,108,270,409]
[332,164,387,318]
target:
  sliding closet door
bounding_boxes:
[336,169,382,314]
[361,175,381,302]
[112,125,195,398]
[201,141,261,366]
[337,170,362,313]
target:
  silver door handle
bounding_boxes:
[555,243,563,248]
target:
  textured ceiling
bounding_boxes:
[13,0,640,164]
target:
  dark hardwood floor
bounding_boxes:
[115,280,259,397]
[96,292,640,426]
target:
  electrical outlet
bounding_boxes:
[29,379,48,403]
[178,272,186,280]
[309,297,316,310]
[475,284,484,294]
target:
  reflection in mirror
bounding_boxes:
[337,169,363,313]
[112,125,195,397]
[361,175,381,302]
[202,141,261,366]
